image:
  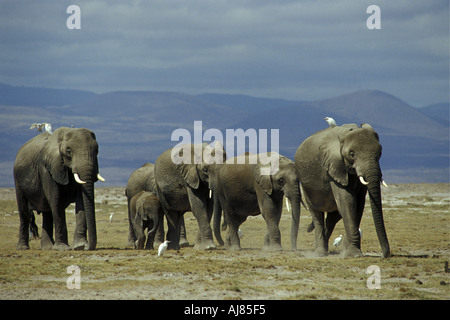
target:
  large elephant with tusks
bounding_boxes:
[14,127,105,250]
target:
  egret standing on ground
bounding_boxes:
[324,117,337,127]
[333,234,343,248]
[158,240,170,257]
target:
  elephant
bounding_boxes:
[154,142,225,250]
[125,163,189,247]
[14,127,105,250]
[212,152,302,251]
[129,190,163,249]
[294,123,390,258]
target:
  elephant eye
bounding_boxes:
[66,147,72,156]
[349,151,355,158]
[202,167,208,173]
[278,177,285,185]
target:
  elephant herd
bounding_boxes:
[13,122,391,258]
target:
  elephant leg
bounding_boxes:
[166,211,181,250]
[330,183,362,258]
[260,199,283,251]
[73,196,89,250]
[187,187,215,250]
[51,207,70,251]
[154,217,165,247]
[179,216,189,247]
[135,226,146,250]
[225,212,246,251]
[310,208,327,256]
[145,225,155,250]
[41,211,54,250]
[16,191,31,250]
[324,211,341,243]
[127,202,137,247]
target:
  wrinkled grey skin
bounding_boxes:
[129,191,162,249]
[212,153,302,251]
[125,163,189,248]
[154,143,225,250]
[295,123,390,258]
[14,127,102,250]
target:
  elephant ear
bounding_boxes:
[178,164,200,189]
[136,194,148,221]
[254,163,273,195]
[318,129,348,186]
[43,129,69,185]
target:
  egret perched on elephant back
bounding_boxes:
[295,123,390,258]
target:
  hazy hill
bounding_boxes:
[0,83,448,186]
[419,103,450,127]
[0,83,97,107]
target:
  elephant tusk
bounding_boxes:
[97,173,106,182]
[285,197,291,212]
[209,189,212,199]
[359,176,369,185]
[381,179,388,188]
[74,173,86,184]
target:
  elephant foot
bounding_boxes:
[52,242,72,251]
[16,242,30,250]
[313,248,328,257]
[168,242,180,250]
[225,244,241,251]
[73,239,88,251]
[342,247,363,258]
[194,240,216,250]
[179,238,190,248]
[262,244,283,251]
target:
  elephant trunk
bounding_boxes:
[287,188,301,251]
[360,166,390,258]
[77,166,97,250]
[212,193,224,246]
[148,211,159,238]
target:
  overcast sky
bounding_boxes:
[0,0,448,106]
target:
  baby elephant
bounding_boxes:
[129,191,163,249]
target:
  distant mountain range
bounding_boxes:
[0,83,448,187]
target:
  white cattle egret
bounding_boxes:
[30,123,53,134]
[238,229,244,239]
[333,234,343,248]
[285,197,291,212]
[109,213,114,223]
[158,240,170,257]
[44,123,53,134]
[324,117,337,127]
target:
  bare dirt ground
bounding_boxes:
[0,184,448,300]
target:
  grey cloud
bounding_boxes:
[0,0,448,106]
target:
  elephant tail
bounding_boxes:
[29,210,39,240]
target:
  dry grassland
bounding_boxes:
[0,184,448,300]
